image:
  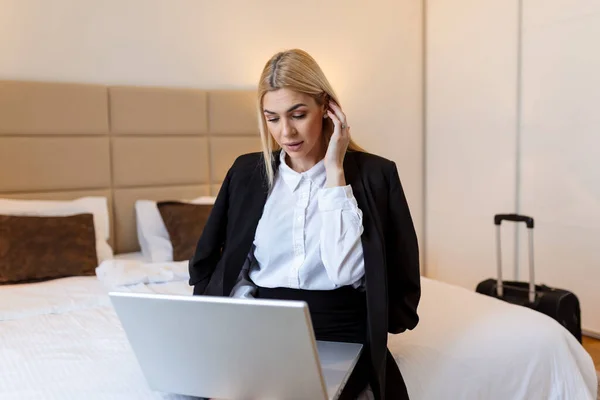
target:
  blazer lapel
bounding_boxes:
[222,152,280,294]
[343,152,386,276]
[344,152,388,378]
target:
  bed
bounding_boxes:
[0,80,597,400]
[1,255,596,399]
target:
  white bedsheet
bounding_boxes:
[95,258,189,289]
[0,253,187,321]
[0,273,193,400]
[0,304,193,400]
[0,268,596,399]
[0,277,111,321]
[390,278,598,400]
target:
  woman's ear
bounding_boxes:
[318,92,329,119]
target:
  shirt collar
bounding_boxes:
[279,150,326,192]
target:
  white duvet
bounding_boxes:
[0,258,596,400]
[389,278,597,400]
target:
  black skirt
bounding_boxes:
[254,285,372,399]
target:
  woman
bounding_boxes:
[189,49,420,399]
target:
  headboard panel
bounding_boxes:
[0,80,262,254]
[208,90,258,134]
[0,136,111,192]
[108,86,208,134]
[0,81,108,134]
[110,136,210,187]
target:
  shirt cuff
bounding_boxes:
[318,185,358,211]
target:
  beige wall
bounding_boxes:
[426,0,600,335]
[0,0,424,259]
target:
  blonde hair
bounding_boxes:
[257,49,364,188]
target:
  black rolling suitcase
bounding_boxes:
[475,214,582,343]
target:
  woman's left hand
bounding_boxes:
[324,101,351,173]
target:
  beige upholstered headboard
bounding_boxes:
[0,81,262,254]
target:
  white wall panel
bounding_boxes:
[426,1,520,288]
[520,0,600,334]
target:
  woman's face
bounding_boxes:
[262,88,326,170]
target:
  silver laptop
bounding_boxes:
[109,292,363,400]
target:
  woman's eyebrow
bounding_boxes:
[263,103,307,114]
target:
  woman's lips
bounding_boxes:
[285,141,304,152]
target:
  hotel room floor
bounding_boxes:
[582,336,600,400]
[583,335,600,370]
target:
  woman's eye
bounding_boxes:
[292,114,306,120]
[267,118,280,123]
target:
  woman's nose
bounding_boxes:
[281,120,295,137]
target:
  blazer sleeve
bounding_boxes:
[188,167,232,295]
[386,162,421,333]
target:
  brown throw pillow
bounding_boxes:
[156,201,213,262]
[0,213,98,284]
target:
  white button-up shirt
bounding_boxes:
[231,150,366,297]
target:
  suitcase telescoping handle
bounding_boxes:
[494,214,535,303]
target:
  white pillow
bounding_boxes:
[135,196,215,263]
[0,196,114,263]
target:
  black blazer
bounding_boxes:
[189,150,421,398]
